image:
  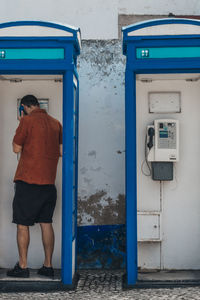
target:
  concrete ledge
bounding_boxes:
[123,271,200,289]
[0,268,61,281]
[0,269,79,292]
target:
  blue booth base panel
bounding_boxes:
[77,224,126,269]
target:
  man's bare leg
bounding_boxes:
[40,223,54,267]
[17,224,30,268]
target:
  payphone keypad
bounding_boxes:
[158,122,176,149]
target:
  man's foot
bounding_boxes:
[37,265,54,278]
[7,262,29,278]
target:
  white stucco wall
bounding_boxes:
[118,0,200,15]
[0,77,62,268]
[0,0,199,39]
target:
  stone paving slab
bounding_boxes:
[1,286,200,299]
[0,270,200,299]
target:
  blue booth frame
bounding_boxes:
[0,21,80,288]
[122,18,200,287]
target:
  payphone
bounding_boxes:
[145,119,179,180]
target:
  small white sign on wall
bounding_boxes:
[148,92,181,113]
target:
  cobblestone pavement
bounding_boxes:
[1,270,200,299]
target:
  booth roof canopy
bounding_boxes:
[122,18,200,54]
[0,21,81,51]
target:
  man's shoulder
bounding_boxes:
[47,114,62,126]
[21,114,35,126]
[27,112,62,128]
[19,115,30,124]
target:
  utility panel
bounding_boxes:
[138,213,161,241]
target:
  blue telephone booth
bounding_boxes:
[0,21,81,289]
[122,18,200,287]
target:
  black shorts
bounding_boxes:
[12,181,57,226]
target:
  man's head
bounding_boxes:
[20,95,39,115]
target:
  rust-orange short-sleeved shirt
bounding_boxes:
[13,108,62,185]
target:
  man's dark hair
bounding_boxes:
[20,95,39,107]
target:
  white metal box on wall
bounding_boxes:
[137,212,161,241]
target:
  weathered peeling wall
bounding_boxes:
[77,40,126,227]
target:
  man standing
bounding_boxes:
[7,95,62,278]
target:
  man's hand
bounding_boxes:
[13,142,22,153]
[18,110,24,121]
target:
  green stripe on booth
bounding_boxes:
[136,47,200,59]
[0,48,64,59]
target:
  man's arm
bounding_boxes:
[13,117,27,153]
[12,142,22,154]
[59,122,63,157]
[59,144,63,157]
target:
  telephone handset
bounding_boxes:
[18,105,28,117]
[147,127,155,150]
[19,105,24,117]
